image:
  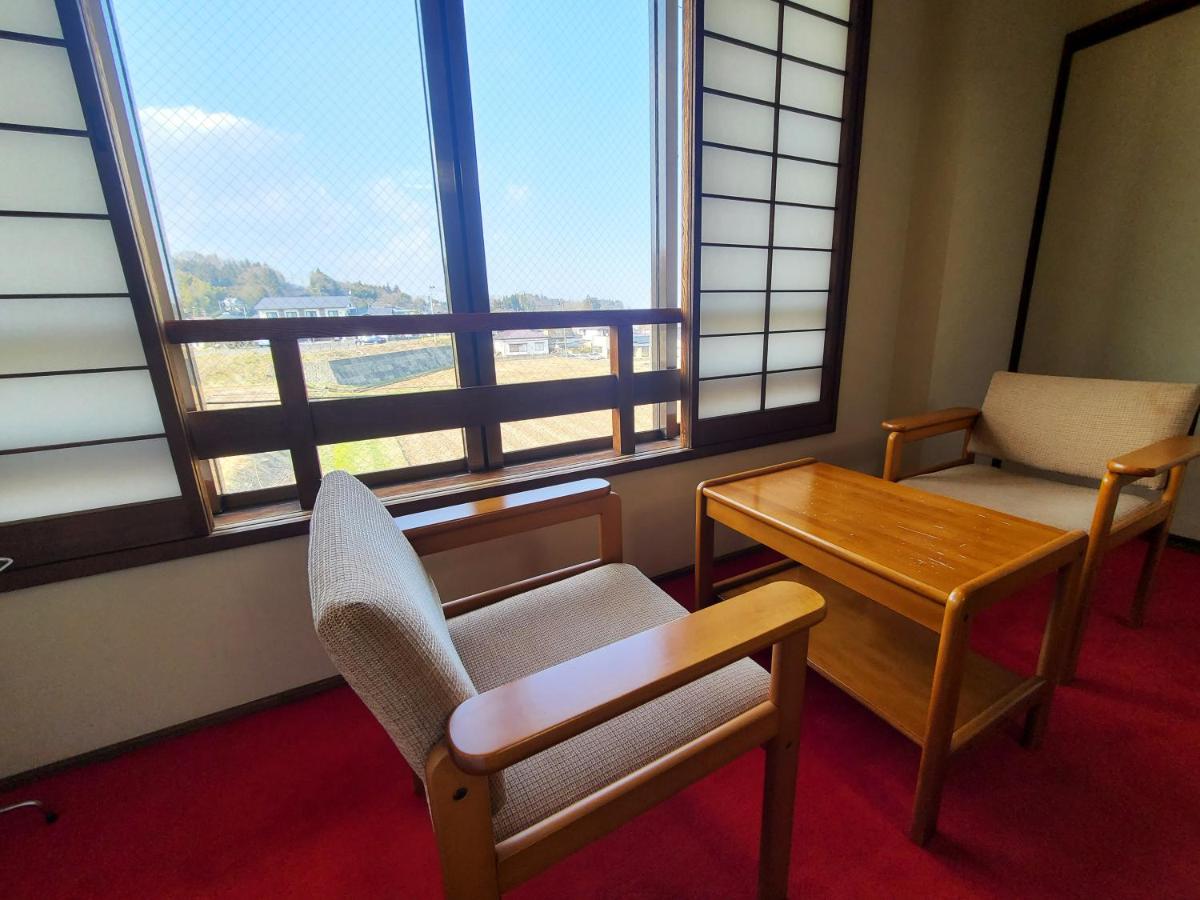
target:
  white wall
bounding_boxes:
[0,0,934,780]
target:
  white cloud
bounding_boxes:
[505,183,531,204]
[137,105,285,150]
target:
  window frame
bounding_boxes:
[0,1,212,575]
[2,0,872,592]
[683,0,872,447]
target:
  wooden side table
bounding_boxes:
[696,458,1087,845]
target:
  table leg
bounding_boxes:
[694,489,715,610]
[1023,553,1084,747]
[910,601,971,845]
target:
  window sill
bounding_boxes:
[1,419,835,594]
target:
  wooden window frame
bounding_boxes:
[0,1,212,574]
[683,0,872,447]
[2,0,872,592]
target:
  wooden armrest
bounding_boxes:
[881,407,980,433]
[446,581,826,775]
[395,478,613,555]
[1108,435,1200,478]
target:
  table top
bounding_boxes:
[702,460,1078,604]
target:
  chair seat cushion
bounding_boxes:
[906,463,1155,532]
[447,563,769,841]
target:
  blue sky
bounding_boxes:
[110,0,656,308]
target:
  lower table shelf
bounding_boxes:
[722,564,1046,752]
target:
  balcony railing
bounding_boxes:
[164,308,684,509]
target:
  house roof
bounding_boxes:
[494,329,549,340]
[254,295,358,311]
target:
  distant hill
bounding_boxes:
[169,252,623,318]
[490,292,624,312]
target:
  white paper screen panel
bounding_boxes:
[0,131,106,214]
[775,158,838,206]
[780,62,844,117]
[699,292,766,335]
[0,0,64,38]
[701,246,767,291]
[0,439,182,524]
[770,292,828,330]
[799,0,851,22]
[0,297,147,374]
[772,250,831,289]
[0,40,85,130]
[0,5,182,523]
[699,334,765,378]
[703,0,779,50]
[702,94,775,152]
[698,374,762,419]
[783,8,848,70]
[702,197,770,245]
[765,368,823,409]
[702,146,772,199]
[0,216,129,294]
[766,331,825,371]
[696,1,851,419]
[774,205,835,247]
[0,371,165,451]
[778,110,841,162]
[703,38,777,103]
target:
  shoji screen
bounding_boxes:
[0,0,200,572]
[687,0,869,445]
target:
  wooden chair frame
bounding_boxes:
[881,408,1200,680]
[392,478,826,899]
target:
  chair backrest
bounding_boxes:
[308,470,478,786]
[970,372,1200,489]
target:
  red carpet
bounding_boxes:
[2,542,1199,898]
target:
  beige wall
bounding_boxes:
[11,0,1189,781]
[0,0,933,779]
[1018,6,1200,537]
[886,0,1199,539]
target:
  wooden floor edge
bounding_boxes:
[0,675,346,793]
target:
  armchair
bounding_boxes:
[882,372,1200,681]
[308,471,825,898]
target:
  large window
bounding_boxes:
[105,0,681,499]
[1,0,869,585]
[106,0,461,495]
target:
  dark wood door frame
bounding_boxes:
[1008,0,1200,372]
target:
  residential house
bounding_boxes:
[493,329,550,357]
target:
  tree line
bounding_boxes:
[171,252,624,318]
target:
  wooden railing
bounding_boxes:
[163,309,684,508]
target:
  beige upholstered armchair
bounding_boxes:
[308,471,825,899]
[881,372,1200,681]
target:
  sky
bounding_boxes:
[110,0,659,309]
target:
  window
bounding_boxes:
[1,0,868,583]
[462,2,666,453]
[0,4,205,569]
[687,0,869,445]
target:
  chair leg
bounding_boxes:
[1062,544,1104,684]
[425,745,500,900]
[1130,522,1170,628]
[758,631,809,900]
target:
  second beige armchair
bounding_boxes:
[881,371,1200,681]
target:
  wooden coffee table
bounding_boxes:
[695,458,1087,845]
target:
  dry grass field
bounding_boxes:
[190,337,659,493]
